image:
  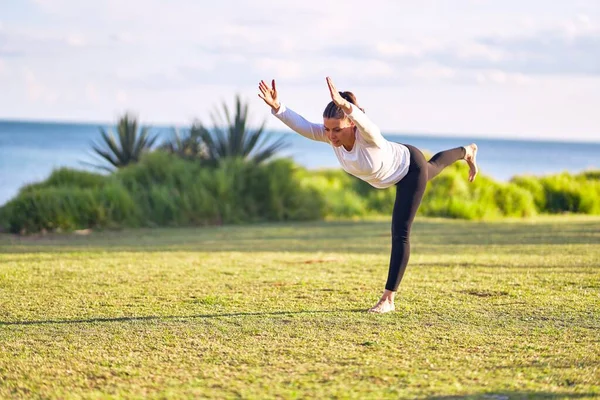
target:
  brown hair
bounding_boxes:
[322,91,364,119]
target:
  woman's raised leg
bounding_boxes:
[427,143,478,182]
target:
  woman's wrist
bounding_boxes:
[340,101,352,114]
[272,102,281,113]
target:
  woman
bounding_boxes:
[258,77,478,313]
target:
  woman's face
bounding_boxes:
[323,117,355,148]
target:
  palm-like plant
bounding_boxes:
[159,127,208,161]
[89,113,159,171]
[196,94,288,164]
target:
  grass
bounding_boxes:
[0,216,599,399]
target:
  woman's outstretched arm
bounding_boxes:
[258,79,328,143]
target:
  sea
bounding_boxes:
[1,120,599,207]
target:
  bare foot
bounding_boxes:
[464,143,478,182]
[368,299,395,314]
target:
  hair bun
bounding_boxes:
[323,90,364,118]
[339,91,363,112]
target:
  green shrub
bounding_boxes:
[3,156,598,234]
[577,180,600,214]
[577,170,600,181]
[362,187,396,215]
[3,187,103,233]
[3,183,145,234]
[1,152,329,233]
[259,159,325,221]
[95,182,142,227]
[0,204,10,232]
[202,158,258,224]
[420,168,481,219]
[495,183,537,217]
[418,167,537,219]
[116,151,200,193]
[300,170,369,218]
[19,168,108,194]
[540,173,586,213]
[510,176,546,211]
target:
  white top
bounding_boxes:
[272,103,410,189]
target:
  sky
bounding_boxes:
[0,0,599,141]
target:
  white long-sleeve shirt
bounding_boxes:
[272,103,410,189]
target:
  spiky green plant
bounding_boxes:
[88,113,159,171]
[196,94,288,164]
[159,127,208,161]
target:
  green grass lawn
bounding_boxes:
[1,217,599,399]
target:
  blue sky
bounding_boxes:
[1,0,599,141]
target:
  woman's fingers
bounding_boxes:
[326,76,336,93]
[258,80,277,101]
[258,87,267,99]
[259,80,269,93]
[258,79,277,107]
[259,82,272,100]
[326,76,339,101]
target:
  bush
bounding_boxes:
[540,173,588,213]
[578,170,600,181]
[115,151,200,193]
[420,169,498,219]
[0,152,326,233]
[258,159,325,221]
[3,187,102,233]
[495,183,537,218]
[511,176,546,211]
[0,205,9,232]
[2,155,598,234]
[576,180,600,214]
[18,168,108,194]
[95,182,143,227]
[2,183,144,234]
[299,170,369,218]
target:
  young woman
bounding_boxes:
[258,77,478,313]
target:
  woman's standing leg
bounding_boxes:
[369,145,428,313]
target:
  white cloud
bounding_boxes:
[456,42,506,62]
[24,70,59,103]
[0,0,599,141]
[560,14,597,38]
[475,70,532,85]
[362,60,396,77]
[410,63,457,81]
[85,82,99,103]
[109,32,136,45]
[116,90,128,105]
[254,58,304,80]
[374,42,424,58]
[66,33,86,47]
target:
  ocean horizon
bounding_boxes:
[1,118,599,207]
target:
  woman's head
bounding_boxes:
[322,91,362,148]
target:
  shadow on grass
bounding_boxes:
[0,308,367,326]
[427,392,598,399]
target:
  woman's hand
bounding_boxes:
[258,79,281,112]
[326,77,352,114]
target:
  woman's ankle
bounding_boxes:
[382,289,395,302]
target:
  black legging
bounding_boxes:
[385,145,466,291]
